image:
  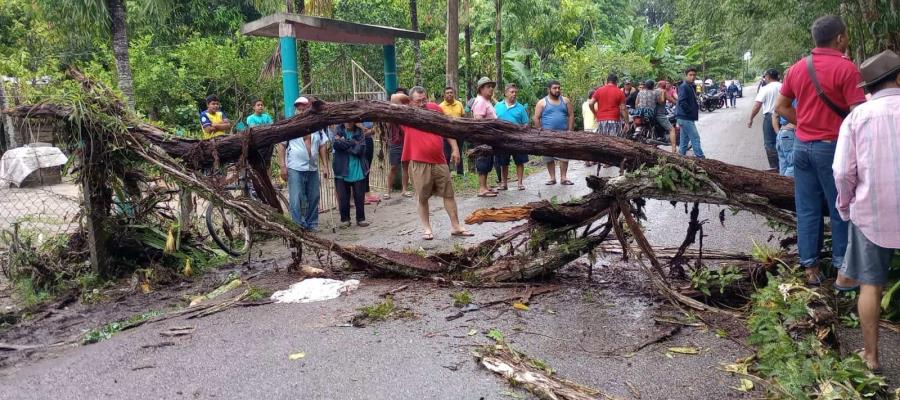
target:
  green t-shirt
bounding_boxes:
[246,113,273,127]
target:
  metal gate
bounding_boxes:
[300,57,391,227]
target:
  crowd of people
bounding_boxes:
[196,14,897,376]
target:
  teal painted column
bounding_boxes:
[280,24,299,118]
[383,43,397,94]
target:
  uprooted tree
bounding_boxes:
[7,70,796,308]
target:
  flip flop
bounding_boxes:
[422,232,434,241]
[382,193,391,200]
[477,192,498,197]
[403,191,414,198]
[545,180,557,185]
[560,180,575,185]
[497,185,509,191]
[517,185,526,191]
[451,230,475,237]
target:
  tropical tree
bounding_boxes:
[36,0,156,108]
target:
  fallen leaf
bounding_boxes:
[467,328,478,336]
[512,302,529,311]
[667,346,700,355]
[288,351,306,360]
[734,378,753,392]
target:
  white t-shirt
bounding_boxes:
[755,81,782,114]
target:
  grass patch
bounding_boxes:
[351,296,414,327]
[12,278,51,308]
[451,157,544,194]
[81,310,162,345]
[451,290,473,307]
[246,286,272,302]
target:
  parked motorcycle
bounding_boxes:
[699,90,725,112]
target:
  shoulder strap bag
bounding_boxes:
[805,55,849,119]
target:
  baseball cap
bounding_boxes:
[294,96,310,106]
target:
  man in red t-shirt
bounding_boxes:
[774,15,867,285]
[400,86,474,241]
[588,73,630,136]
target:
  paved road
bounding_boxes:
[2,90,896,399]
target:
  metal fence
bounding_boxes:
[302,58,390,228]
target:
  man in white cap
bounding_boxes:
[277,96,331,231]
[832,49,900,375]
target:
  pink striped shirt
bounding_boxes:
[833,88,900,248]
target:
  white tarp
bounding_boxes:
[0,145,68,188]
[271,278,360,304]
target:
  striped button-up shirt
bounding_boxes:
[833,87,900,248]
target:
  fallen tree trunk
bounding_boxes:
[10,99,795,214]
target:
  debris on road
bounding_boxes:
[271,278,360,304]
[288,351,306,360]
[190,279,242,307]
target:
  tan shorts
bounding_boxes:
[409,161,454,199]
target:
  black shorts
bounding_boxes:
[389,145,403,166]
[494,151,528,167]
[475,156,494,174]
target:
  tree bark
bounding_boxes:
[106,0,135,109]
[494,0,502,88]
[464,0,473,98]
[446,0,460,91]
[10,99,797,217]
[410,0,422,86]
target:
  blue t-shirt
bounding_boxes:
[495,101,529,125]
[246,113,274,127]
[779,100,798,127]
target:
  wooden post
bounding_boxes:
[81,129,112,276]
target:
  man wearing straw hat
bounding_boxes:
[832,49,900,375]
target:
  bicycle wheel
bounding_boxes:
[205,203,252,256]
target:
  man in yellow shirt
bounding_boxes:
[438,87,466,175]
[199,95,231,139]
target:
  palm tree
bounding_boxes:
[410,0,422,86]
[42,0,143,108]
[494,0,502,88]
[446,0,459,90]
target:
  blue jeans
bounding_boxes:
[776,129,795,177]
[793,139,848,269]
[677,119,705,158]
[762,113,778,169]
[287,169,320,229]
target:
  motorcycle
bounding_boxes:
[625,106,676,147]
[699,89,725,112]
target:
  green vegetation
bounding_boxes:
[689,264,744,297]
[245,286,272,302]
[357,297,398,321]
[451,290,473,307]
[747,268,887,398]
[81,310,162,345]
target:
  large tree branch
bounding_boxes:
[8,99,795,214]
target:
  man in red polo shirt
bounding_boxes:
[774,15,867,285]
[399,86,474,241]
[589,73,629,136]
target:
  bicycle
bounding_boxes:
[205,171,288,256]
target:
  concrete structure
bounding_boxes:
[241,13,425,116]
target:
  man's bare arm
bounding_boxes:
[564,97,575,131]
[773,95,796,125]
[533,101,544,127]
[747,102,762,128]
